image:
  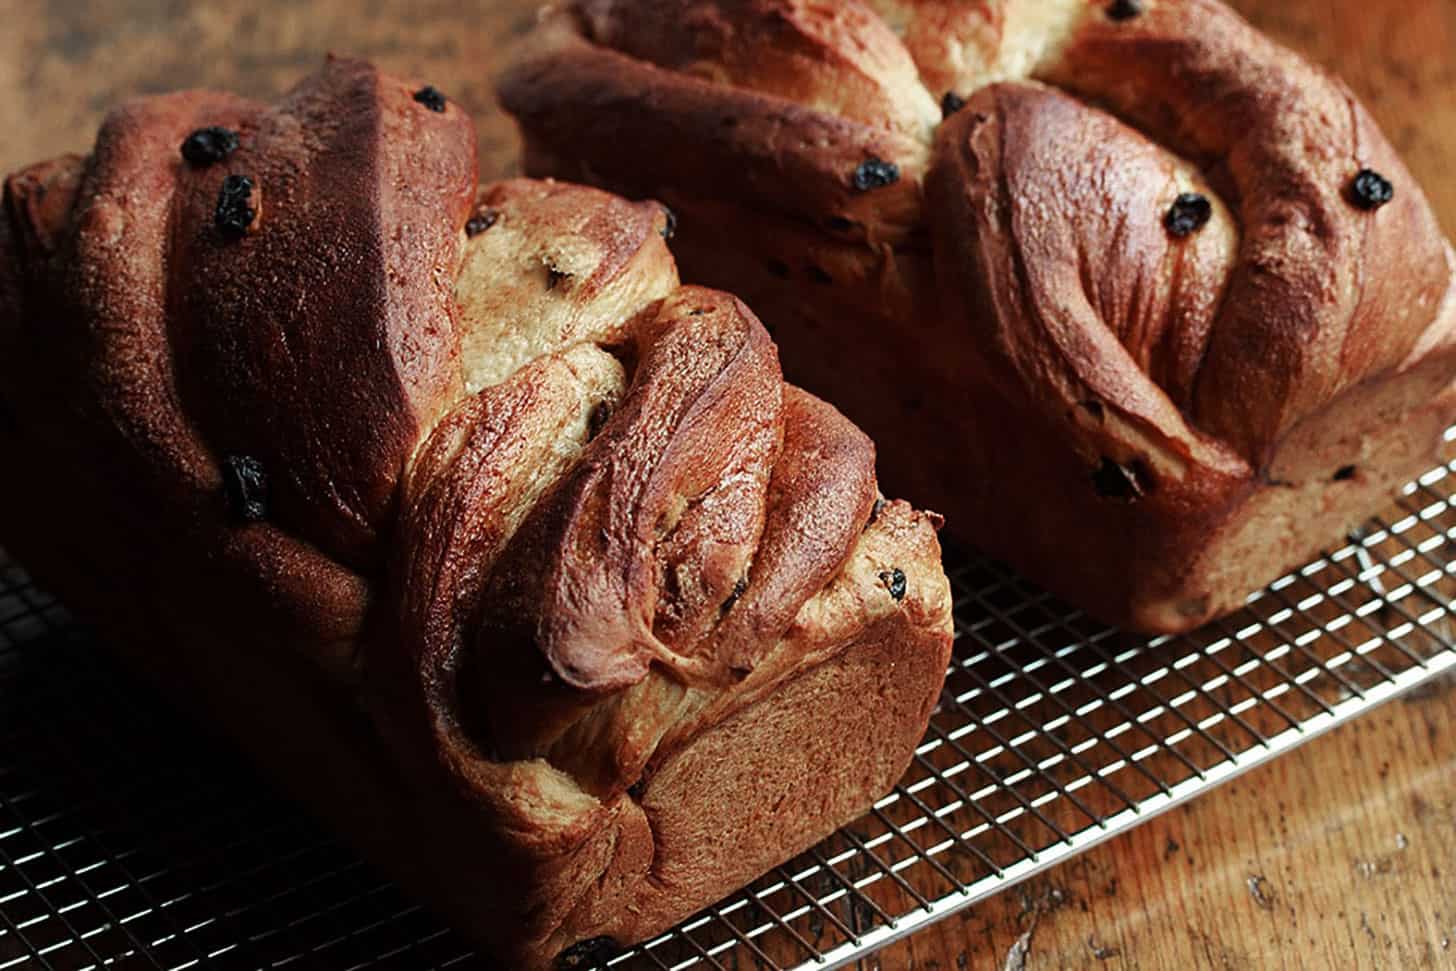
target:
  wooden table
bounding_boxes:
[4,2,1455,968]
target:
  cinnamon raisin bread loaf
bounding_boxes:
[0,57,953,970]
[500,0,1456,633]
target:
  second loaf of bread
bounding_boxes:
[501,0,1456,633]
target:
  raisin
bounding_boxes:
[852,157,900,192]
[588,401,612,439]
[880,568,907,602]
[868,497,887,527]
[1349,169,1394,210]
[722,576,749,613]
[627,779,646,800]
[1164,193,1212,238]
[180,126,239,166]
[555,937,621,970]
[221,454,269,522]
[1092,457,1152,501]
[214,174,257,239]
[659,204,677,240]
[1107,0,1142,19]
[465,209,498,236]
[1333,465,1358,482]
[941,92,967,118]
[546,265,568,290]
[412,85,447,112]
[827,215,856,232]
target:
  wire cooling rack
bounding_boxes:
[2,432,1455,971]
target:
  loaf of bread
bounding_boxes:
[501,0,1456,633]
[0,57,954,969]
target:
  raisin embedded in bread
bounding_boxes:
[0,57,953,970]
[501,0,1456,632]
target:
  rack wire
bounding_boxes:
[2,430,1454,971]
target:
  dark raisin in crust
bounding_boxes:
[412,85,447,112]
[1092,458,1151,501]
[721,576,749,612]
[852,158,900,192]
[1350,169,1395,210]
[555,937,621,970]
[879,568,907,602]
[1107,0,1143,20]
[587,401,613,439]
[1164,193,1212,238]
[180,126,240,166]
[941,92,967,118]
[465,209,499,236]
[214,175,257,238]
[221,454,269,523]
[1333,465,1359,482]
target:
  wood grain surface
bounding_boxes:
[4,1,1456,969]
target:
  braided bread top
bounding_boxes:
[0,58,949,833]
[502,0,1456,471]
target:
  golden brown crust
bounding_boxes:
[504,0,1456,632]
[862,0,1004,98]
[1042,0,1452,464]
[710,385,879,672]
[932,82,1247,477]
[0,58,954,969]
[576,0,940,139]
[479,285,784,692]
[453,178,679,391]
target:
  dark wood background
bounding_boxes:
[4,1,1455,968]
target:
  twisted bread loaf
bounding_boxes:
[502,0,1456,632]
[0,57,952,969]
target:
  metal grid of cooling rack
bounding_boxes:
[2,430,1454,971]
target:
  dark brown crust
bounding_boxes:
[498,6,928,246]
[503,0,1456,632]
[168,57,477,565]
[0,59,954,969]
[3,131,373,674]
